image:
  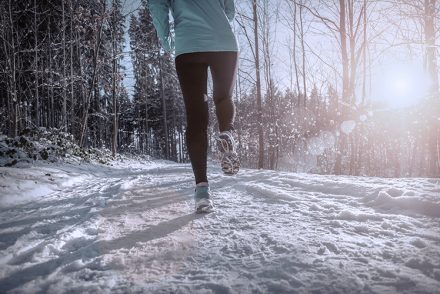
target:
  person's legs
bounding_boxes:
[209,51,239,132]
[207,51,240,175]
[175,53,209,185]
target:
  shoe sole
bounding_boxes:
[217,135,235,153]
[221,152,240,175]
[196,204,214,213]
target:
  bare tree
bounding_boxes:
[261,0,281,169]
[299,1,307,107]
[33,0,40,127]
[424,0,439,176]
[62,0,67,131]
[79,4,105,147]
[158,41,169,160]
[69,0,75,133]
[8,0,18,137]
[253,0,265,169]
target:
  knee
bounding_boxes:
[214,94,233,106]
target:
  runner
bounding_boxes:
[149,0,241,213]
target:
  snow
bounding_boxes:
[0,159,439,293]
[0,164,86,208]
[340,120,357,134]
[307,131,335,155]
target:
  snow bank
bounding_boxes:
[365,190,440,218]
[0,164,85,208]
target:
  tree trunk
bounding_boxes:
[70,0,75,133]
[292,2,301,102]
[34,0,40,127]
[111,28,118,157]
[253,0,264,169]
[8,0,18,137]
[357,0,368,175]
[334,0,349,175]
[144,92,149,154]
[424,0,439,177]
[299,3,307,107]
[62,0,67,131]
[79,12,104,147]
[158,43,169,159]
[48,21,55,128]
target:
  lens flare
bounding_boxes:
[370,62,431,109]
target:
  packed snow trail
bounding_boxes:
[0,160,439,293]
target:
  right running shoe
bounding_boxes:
[216,130,240,176]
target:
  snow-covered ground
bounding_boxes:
[0,159,439,293]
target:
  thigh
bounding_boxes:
[175,53,209,117]
[209,51,239,101]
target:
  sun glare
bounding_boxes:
[371,63,431,109]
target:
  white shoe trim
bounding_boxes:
[195,198,214,213]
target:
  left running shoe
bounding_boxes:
[217,130,240,176]
[194,186,214,213]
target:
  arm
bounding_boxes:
[224,0,235,22]
[148,0,172,52]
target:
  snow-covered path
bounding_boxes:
[0,160,439,293]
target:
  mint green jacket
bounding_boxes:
[148,0,239,56]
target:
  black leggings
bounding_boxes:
[175,51,238,184]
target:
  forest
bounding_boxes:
[0,0,439,177]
